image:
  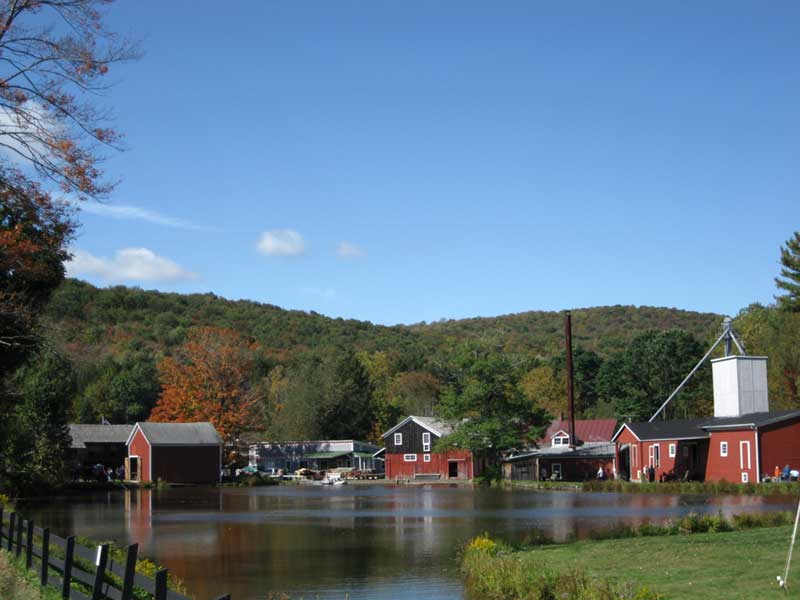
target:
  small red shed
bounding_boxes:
[126,422,223,484]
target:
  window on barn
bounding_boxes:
[648,444,660,468]
[669,443,676,458]
[403,454,417,462]
[423,454,431,462]
[422,432,431,452]
[394,433,403,446]
[720,441,728,457]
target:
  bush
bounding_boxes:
[462,539,661,600]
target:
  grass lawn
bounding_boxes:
[524,526,796,599]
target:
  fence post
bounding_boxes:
[7,512,15,551]
[90,543,109,600]
[15,517,23,557]
[120,543,138,600]
[25,519,34,568]
[41,528,50,586]
[62,536,75,600]
[154,568,168,600]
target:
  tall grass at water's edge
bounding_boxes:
[461,511,796,599]
[582,478,800,495]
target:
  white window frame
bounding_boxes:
[552,433,570,447]
[669,443,676,458]
[552,463,562,478]
[403,454,417,462]
[739,440,751,470]
[648,443,660,468]
[741,471,749,483]
[422,432,431,452]
[720,441,728,457]
[423,453,431,463]
[394,433,403,446]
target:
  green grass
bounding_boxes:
[465,526,799,599]
[0,550,61,600]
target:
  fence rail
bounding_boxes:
[0,505,230,600]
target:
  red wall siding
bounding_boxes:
[706,430,758,483]
[128,428,151,483]
[151,446,220,484]
[615,427,708,482]
[386,449,473,480]
[759,418,800,478]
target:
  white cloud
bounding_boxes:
[336,241,366,258]
[79,201,212,231]
[257,229,306,256]
[67,248,196,283]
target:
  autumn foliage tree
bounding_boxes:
[149,327,262,445]
[0,0,137,197]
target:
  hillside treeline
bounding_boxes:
[29,280,732,441]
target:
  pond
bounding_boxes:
[17,484,796,600]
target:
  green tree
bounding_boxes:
[437,345,549,466]
[597,329,711,421]
[3,351,75,491]
[775,231,800,312]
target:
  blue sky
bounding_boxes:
[66,1,800,325]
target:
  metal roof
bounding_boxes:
[382,415,455,438]
[68,424,134,449]
[541,419,618,444]
[130,422,222,446]
[505,442,616,462]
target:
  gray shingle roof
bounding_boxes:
[382,415,455,438]
[68,424,134,449]
[616,410,800,442]
[134,422,222,446]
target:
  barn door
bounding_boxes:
[739,441,751,483]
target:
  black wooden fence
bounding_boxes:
[0,505,230,600]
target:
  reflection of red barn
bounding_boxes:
[503,419,618,481]
[613,356,800,483]
[126,422,223,484]
[382,416,478,480]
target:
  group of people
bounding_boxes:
[772,465,800,482]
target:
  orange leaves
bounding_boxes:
[149,327,261,444]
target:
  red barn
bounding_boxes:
[126,422,223,484]
[613,356,800,483]
[382,416,477,480]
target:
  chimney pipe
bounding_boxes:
[565,311,576,448]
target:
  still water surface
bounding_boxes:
[19,485,796,599]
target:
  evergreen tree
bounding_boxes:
[776,231,800,312]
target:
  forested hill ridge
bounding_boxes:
[45,279,722,358]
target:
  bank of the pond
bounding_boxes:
[502,478,800,496]
[463,518,796,599]
[0,550,60,600]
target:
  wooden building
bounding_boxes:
[613,356,800,483]
[502,419,618,481]
[126,422,223,484]
[614,410,800,483]
[68,424,133,476]
[382,415,477,480]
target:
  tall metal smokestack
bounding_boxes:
[565,311,577,449]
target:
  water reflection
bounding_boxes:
[19,485,796,600]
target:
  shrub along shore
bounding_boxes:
[503,478,799,495]
[462,512,797,600]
